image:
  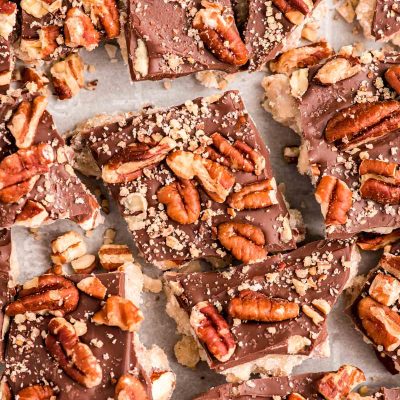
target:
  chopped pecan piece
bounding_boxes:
[20,26,60,61]
[20,0,61,18]
[77,276,106,299]
[115,374,148,400]
[385,65,400,95]
[7,96,48,149]
[17,385,55,400]
[167,150,235,203]
[14,200,49,227]
[316,365,365,400]
[82,0,120,38]
[325,100,400,150]
[0,176,39,204]
[71,254,96,274]
[369,273,400,307]
[64,7,100,50]
[302,304,324,325]
[92,295,143,332]
[315,176,352,226]
[358,296,400,352]
[0,0,17,40]
[217,221,266,263]
[98,244,133,271]
[51,231,87,265]
[5,275,79,316]
[228,290,299,321]
[314,56,361,85]
[270,42,333,75]
[21,67,48,91]
[272,0,312,25]
[227,179,278,210]
[190,301,236,362]
[102,137,176,184]
[357,230,400,251]
[157,179,201,224]
[46,317,102,388]
[193,0,248,66]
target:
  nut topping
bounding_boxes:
[287,394,306,400]
[77,276,107,299]
[157,179,201,224]
[0,176,39,204]
[71,254,96,274]
[115,374,149,400]
[193,0,248,66]
[218,221,266,263]
[228,289,299,321]
[102,137,177,184]
[14,200,49,227]
[369,273,400,307]
[20,26,60,61]
[45,317,102,388]
[227,179,278,210]
[357,230,400,251]
[20,0,61,18]
[92,295,144,332]
[5,275,79,316]
[98,244,134,271]
[17,385,55,400]
[271,0,311,25]
[0,0,17,40]
[325,100,400,150]
[385,65,400,95]
[314,56,361,85]
[315,176,352,226]
[51,231,87,265]
[316,365,366,400]
[190,301,236,362]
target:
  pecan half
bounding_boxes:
[115,374,149,400]
[102,137,176,184]
[316,365,366,400]
[77,276,106,299]
[315,176,352,226]
[0,176,39,204]
[385,65,400,95]
[272,0,312,25]
[228,290,299,321]
[14,200,49,227]
[5,275,79,316]
[64,7,100,50]
[83,0,120,39]
[46,317,102,388]
[217,221,266,263]
[270,42,333,75]
[190,301,236,362]
[98,244,134,271]
[314,56,361,85]
[227,179,278,210]
[358,296,400,352]
[92,295,144,332]
[325,100,400,150]
[357,229,400,251]
[193,0,248,66]
[369,273,400,307]
[166,150,235,203]
[17,385,55,400]
[157,179,201,224]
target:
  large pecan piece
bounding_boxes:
[314,56,361,85]
[272,0,312,25]
[227,179,278,210]
[0,176,39,204]
[17,385,55,400]
[357,229,400,251]
[166,150,235,203]
[7,96,48,149]
[14,200,49,227]
[102,137,176,184]
[193,0,248,66]
[358,296,400,352]
[46,317,102,388]
[369,273,400,307]
[270,42,333,75]
[325,100,400,150]
[98,244,133,271]
[0,0,17,40]
[228,289,299,321]
[5,275,79,316]
[92,295,144,332]
[217,221,266,263]
[190,301,236,362]
[385,65,400,95]
[157,179,201,224]
[316,365,366,400]
[82,0,120,38]
[115,374,149,400]
[315,176,352,226]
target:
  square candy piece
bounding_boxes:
[165,240,359,381]
[71,91,301,270]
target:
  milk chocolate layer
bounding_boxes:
[372,0,400,41]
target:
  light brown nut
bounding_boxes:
[21,67,48,90]
[98,244,133,271]
[316,365,366,400]
[190,301,236,362]
[227,179,278,210]
[0,143,54,190]
[102,137,176,184]
[288,394,306,400]
[77,276,106,299]
[312,299,331,315]
[325,100,400,150]
[193,0,248,66]
[357,230,400,251]
[71,254,96,274]
[369,273,400,306]
[7,96,48,148]
[46,317,102,388]
[166,150,235,203]
[5,275,79,316]
[51,231,87,265]
[385,65,400,95]
[283,146,300,163]
[0,0,17,40]
[314,56,361,85]
[14,200,49,227]
[157,179,201,224]
[271,0,311,25]
[51,54,85,100]
[358,296,400,352]
[0,378,11,400]
[302,304,324,325]
[45,264,64,276]
[217,221,266,263]
[315,176,352,226]
[0,176,39,204]
[359,159,400,183]
[270,42,333,75]
[228,289,299,321]
[17,385,55,400]
[20,25,60,61]
[64,7,100,50]
[20,0,61,18]
[115,374,148,400]
[92,295,144,332]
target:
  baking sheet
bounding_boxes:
[7,3,400,399]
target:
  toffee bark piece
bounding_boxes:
[165,240,359,380]
[70,91,299,270]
